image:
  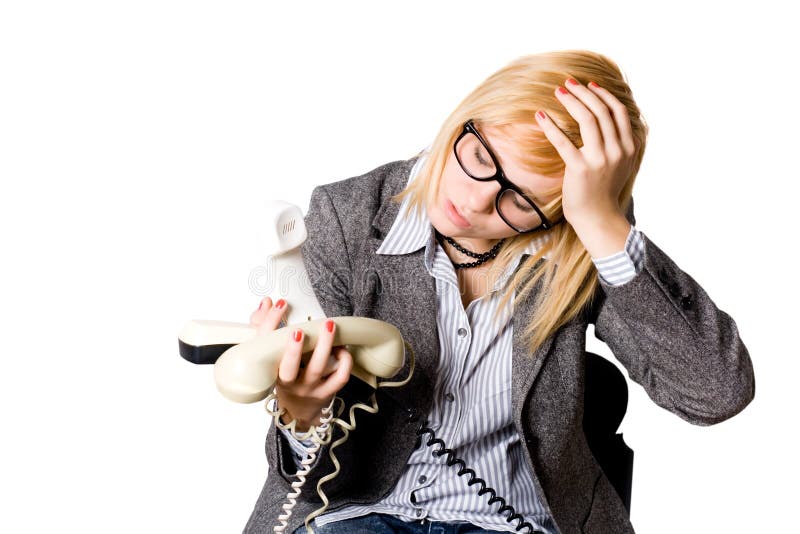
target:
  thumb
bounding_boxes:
[249,297,272,326]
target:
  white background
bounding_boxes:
[1,1,797,532]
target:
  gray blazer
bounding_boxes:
[243,156,755,534]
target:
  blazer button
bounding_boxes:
[667,282,681,297]
[681,295,694,310]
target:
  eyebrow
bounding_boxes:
[509,179,540,200]
[520,182,560,205]
[498,169,543,202]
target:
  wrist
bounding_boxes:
[570,211,631,259]
[279,411,312,433]
[279,406,324,433]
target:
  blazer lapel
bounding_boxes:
[511,259,556,420]
[365,242,440,399]
[362,157,441,409]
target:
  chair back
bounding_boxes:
[583,351,634,513]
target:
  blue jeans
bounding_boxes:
[291,512,501,533]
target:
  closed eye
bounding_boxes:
[473,146,490,167]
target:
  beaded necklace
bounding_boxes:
[434,229,506,270]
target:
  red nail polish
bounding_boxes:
[589,81,600,89]
[566,78,579,86]
[326,320,334,333]
[293,329,302,342]
[276,299,286,309]
[557,87,569,95]
[536,110,546,121]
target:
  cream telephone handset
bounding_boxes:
[204,316,404,402]
[177,200,539,534]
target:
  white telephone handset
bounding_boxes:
[177,200,406,402]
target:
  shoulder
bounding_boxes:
[308,154,421,235]
[316,155,419,210]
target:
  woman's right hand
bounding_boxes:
[250,297,354,433]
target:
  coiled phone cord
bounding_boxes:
[300,340,417,533]
[265,392,341,533]
[415,423,541,534]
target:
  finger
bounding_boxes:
[319,348,343,377]
[249,297,272,326]
[563,78,622,160]
[534,109,582,167]
[587,81,637,156]
[277,328,304,384]
[317,347,353,398]
[304,319,336,382]
[256,298,288,335]
[551,82,604,156]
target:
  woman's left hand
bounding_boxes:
[535,78,639,228]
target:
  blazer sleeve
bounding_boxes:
[592,231,755,426]
[263,184,360,498]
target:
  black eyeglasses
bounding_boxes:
[453,119,564,233]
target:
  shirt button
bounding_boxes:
[457,327,467,337]
[418,475,427,484]
[445,393,455,403]
[415,509,423,517]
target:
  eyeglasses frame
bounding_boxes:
[453,119,564,233]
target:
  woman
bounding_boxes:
[242,50,755,534]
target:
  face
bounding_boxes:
[426,122,564,252]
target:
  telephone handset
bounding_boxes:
[179,316,404,403]
[178,199,539,534]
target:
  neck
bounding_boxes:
[436,231,505,267]
[454,238,498,252]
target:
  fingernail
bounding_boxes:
[276,299,286,309]
[293,329,302,342]
[258,300,263,310]
[325,320,334,333]
[588,81,600,89]
[557,87,569,95]
[536,110,546,121]
[566,77,579,86]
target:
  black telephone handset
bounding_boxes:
[178,200,540,534]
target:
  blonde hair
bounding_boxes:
[394,50,648,356]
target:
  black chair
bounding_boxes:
[582,351,633,514]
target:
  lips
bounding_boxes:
[445,199,471,228]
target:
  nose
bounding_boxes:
[465,179,501,215]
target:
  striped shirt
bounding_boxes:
[280,152,646,532]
